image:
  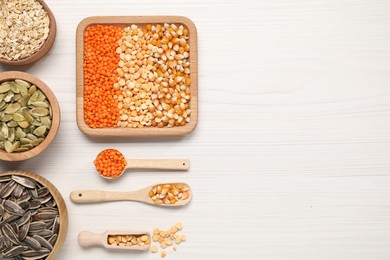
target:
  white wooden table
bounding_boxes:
[1,0,390,259]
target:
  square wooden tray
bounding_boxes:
[76,16,198,137]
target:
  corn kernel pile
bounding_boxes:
[84,23,192,129]
[151,223,186,258]
[108,234,150,247]
[149,183,190,205]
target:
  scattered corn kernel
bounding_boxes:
[151,245,158,253]
[161,251,167,258]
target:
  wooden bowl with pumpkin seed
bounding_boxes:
[0,71,60,161]
[0,170,68,259]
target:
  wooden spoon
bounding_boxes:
[78,230,150,251]
[0,0,57,65]
[70,183,192,207]
[95,149,189,179]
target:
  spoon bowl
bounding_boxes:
[70,182,192,207]
[78,230,150,251]
[94,149,190,179]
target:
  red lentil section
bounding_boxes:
[83,25,122,128]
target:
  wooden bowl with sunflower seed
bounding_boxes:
[0,71,60,161]
[0,0,57,66]
[0,170,68,259]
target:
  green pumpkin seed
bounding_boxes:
[0,83,11,94]
[26,134,37,141]
[31,138,44,146]
[15,128,26,139]
[7,121,18,128]
[23,111,34,124]
[4,140,12,152]
[20,95,29,106]
[8,128,15,142]
[30,108,49,117]
[20,138,32,145]
[3,91,14,102]
[4,103,21,114]
[1,114,13,122]
[1,123,9,138]
[18,121,29,129]
[31,101,49,108]
[0,101,6,110]
[9,82,20,93]
[21,143,34,149]
[12,113,25,122]
[13,94,21,102]
[28,85,37,95]
[36,91,46,102]
[15,147,29,152]
[33,126,46,137]
[40,117,51,129]
[0,94,4,102]
[15,79,31,89]
[28,91,39,105]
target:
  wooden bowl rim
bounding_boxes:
[0,0,57,66]
[0,170,68,260]
[75,16,198,137]
[0,71,61,161]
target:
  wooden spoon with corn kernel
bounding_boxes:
[78,231,151,251]
[94,149,190,180]
[70,183,192,207]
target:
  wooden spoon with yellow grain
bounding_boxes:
[70,183,192,207]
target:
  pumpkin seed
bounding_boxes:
[27,85,36,95]
[1,114,12,122]
[9,82,20,93]
[33,126,46,137]
[4,103,20,114]
[30,107,49,117]
[0,83,10,94]
[15,80,30,89]
[17,121,29,129]
[7,121,19,128]
[12,113,25,122]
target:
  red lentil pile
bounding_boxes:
[94,149,127,178]
[83,25,122,128]
[83,23,192,129]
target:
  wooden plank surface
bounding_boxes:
[1,0,390,259]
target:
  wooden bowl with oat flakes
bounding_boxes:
[0,0,57,66]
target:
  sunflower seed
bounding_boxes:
[16,212,31,227]
[18,221,30,241]
[23,236,41,251]
[48,234,57,246]
[2,223,20,245]
[12,184,24,198]
[12,176,36,189]
[32,234,52,250]
[3,245,24,258]
[21,249,50,259]
[0,181,16,198]
[4,200,25,216]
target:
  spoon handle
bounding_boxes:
[126,159,190,170]
[78,231,103,247]
[70,190,138,204]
